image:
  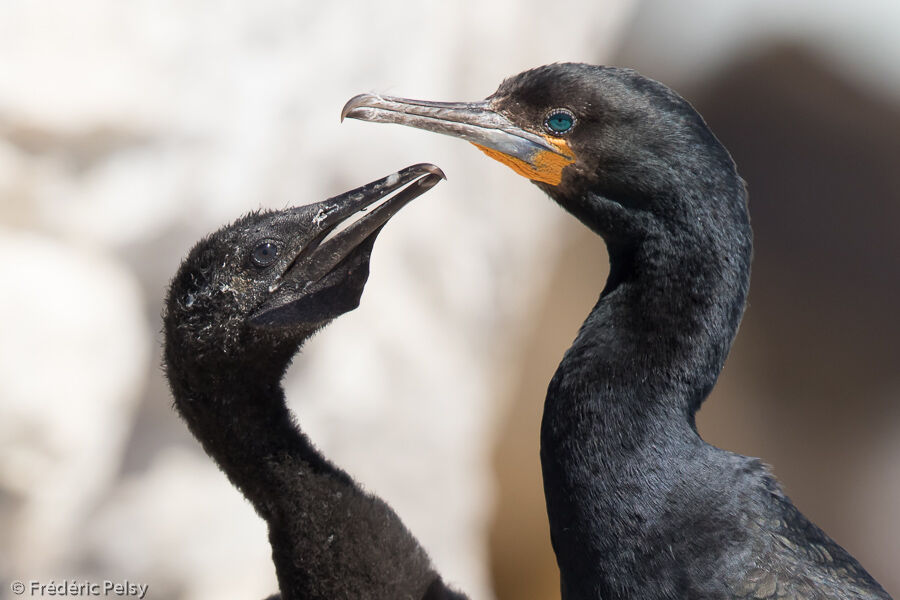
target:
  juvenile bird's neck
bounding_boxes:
[165,342,351,521]
[540,182,752,597]
[164,339,444,600]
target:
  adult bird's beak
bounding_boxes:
[341,93,575,185]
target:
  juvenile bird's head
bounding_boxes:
[163,164,444,375]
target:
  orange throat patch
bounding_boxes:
[472,136,575,185]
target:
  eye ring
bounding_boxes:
[250,239,280,268]
[544,108,576,136]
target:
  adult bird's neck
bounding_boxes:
[540,181,752,597]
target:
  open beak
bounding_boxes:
[341,94,575,185]
[290,162,444,285]
[250,163,444,328]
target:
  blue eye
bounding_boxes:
[251,240,279,267]
[545,109,575,135]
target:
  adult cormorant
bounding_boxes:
[342,64,892,599]
[163,164,467,600]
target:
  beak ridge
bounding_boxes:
[340,93,570,164]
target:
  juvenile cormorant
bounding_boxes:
[342,64,892,599]
[163,164,467,600]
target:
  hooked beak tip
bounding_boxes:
[422,163,447,180]
[341,93,379,123]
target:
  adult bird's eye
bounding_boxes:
[251,240,279,267]
[544,109,576,135]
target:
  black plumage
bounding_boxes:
[162,164,466,600]
[343,63,892,599]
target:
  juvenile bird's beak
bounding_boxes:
[296,162,445,284]
[342,93,575,185]
[250,163,444,328]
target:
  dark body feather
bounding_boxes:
[521,64,892,600]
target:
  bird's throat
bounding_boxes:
[472,138,574,185]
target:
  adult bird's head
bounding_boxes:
[342,63,745,245]
[164,163,444,376]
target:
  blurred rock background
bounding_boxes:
[0,2,897,600]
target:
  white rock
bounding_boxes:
[0,229,149,572]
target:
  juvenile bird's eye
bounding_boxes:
[251,240,279,267]
[544,109,576,135]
